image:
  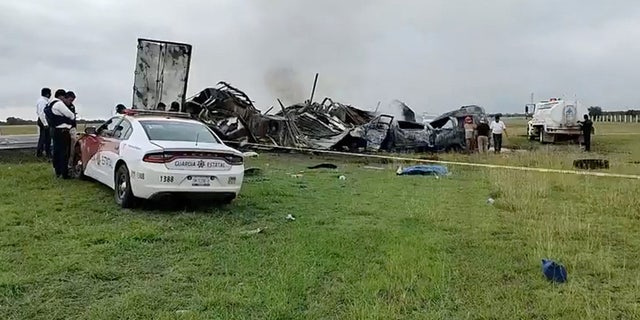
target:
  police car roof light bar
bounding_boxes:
[123,109,193,119]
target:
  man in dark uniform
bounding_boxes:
[44,89,66,161]
[578,115,594,152]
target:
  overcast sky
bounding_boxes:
[1,0,640,120]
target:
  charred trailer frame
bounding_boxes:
[132,38,193,111]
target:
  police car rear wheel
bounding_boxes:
[115,164,135,208]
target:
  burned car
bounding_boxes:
[342,115,464,153]
[429,105,488,130]
[337,105,487,153]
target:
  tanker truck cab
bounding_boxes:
[526,98,589,144]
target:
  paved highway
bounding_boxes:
[0,134,38,150]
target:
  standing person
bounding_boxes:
[44,89,67,158]
[463,116,477,153]
[476,118,490,154]
[490,115,507,154]
[578,114,594,152]
[66,93,78,169]
[48,91,76,179]
[115,104,126,115]
[36,88,52,158]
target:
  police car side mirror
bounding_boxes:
[85,126,97,135]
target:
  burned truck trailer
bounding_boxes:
[181,83,488,154]
[131,38,192,111]
[182,83,306,147]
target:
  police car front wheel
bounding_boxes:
[114,164,135,208]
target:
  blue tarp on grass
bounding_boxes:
[397,165,449,176]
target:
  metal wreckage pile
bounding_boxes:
[182,81,488,153]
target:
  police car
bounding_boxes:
[71,110,245,208]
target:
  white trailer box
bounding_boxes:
[132,38,192,111]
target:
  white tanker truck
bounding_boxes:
[525,98,589,144]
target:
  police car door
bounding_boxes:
[106,119,134,183]
[93,117,124,187]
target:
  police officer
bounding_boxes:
[45,91,76,178]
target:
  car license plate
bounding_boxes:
[192,176,211,186]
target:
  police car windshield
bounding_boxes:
[139,120,221,144]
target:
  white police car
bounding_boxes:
[71,110,245,208]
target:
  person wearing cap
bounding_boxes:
[115,104,126,115]
[476,118,491,153]
[463,116,477,153]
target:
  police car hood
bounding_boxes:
[149,140,243,156]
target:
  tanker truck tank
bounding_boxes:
[526,98,589,144]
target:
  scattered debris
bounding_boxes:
[243,151,259,157]
[338,175,347,180]
[541,259,568,283]
[286,214,296,221]
[290,174,303,178]
[244,167,262,176]
[240,228,264,236]
[363,166,385,170]
[487,197,495,205]
[308,163,338,169]
[573,159,610,170]
[396,165,449,176]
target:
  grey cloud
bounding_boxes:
[1,0,640,121]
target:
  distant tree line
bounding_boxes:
[587,106,640,117]
[1,117,105,125]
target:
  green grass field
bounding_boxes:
[1,120,640,319]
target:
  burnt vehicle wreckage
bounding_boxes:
[180,82,488,154]
[129,39,487,154]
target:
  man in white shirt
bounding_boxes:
[489,115,507,154]
[36,88,52,158]
[48,91,76,179]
